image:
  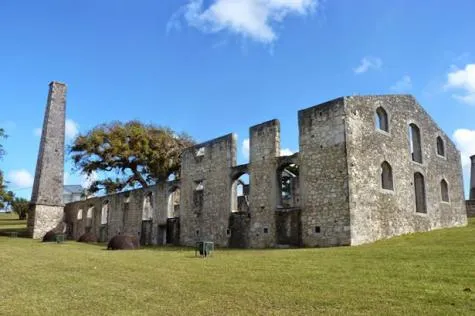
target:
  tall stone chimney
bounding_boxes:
[28,82,67,239]
[470,155,475,200]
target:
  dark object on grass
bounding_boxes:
[42,230,58,242]
[78,232,98,243]
[107,234,139,250]
[463,288,472,292]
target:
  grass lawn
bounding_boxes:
[1,214,474,315]
[0,212,26,235]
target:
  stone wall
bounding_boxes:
[345,95,467,245]
[228,212,250,248]
[467,201,475,217]
[298,98,351,247]
[179,134,236,247]
[248,120,280,248]
[64,182,184,244]
[62,94,467,248]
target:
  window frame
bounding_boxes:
[440,178,450,203]
[408,122,423,164]
[436,135,446,158]
[380,161,394,192]
[374,106,390,134]
[101,200,110,225]
[413,172,427,214]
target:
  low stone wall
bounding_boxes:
[466,200,475,217]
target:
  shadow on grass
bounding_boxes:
[0,227,29,238]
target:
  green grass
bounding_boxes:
[1,214,475,315]
[0,212,27,236]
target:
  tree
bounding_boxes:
[70,121,195,194]
[11,197,29,220]
[0,128,5,160]
[0,172,14,209]
[0,128,13,209]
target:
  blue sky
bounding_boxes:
[1,0,475,199]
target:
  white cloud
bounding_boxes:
[171,0,319,44]
[280,148,294,156]
[65,119,79,140]
[445,63,475,105]
[354,56,382,74]
[390,75,412,92]
[33,128,42,137]
[242,138,250,159]
[7,169,34,188]
[453,129,475,169]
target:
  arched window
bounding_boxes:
[441,179,449,202]
[437,136,445,157]
[381,161,393,190]
[86,206,94,228]
[414,172,426,213]
[193,181,204,213]
[409,124,422,163]
[142,193,153,220]
[167,187,181,218]
[101,201,109,225]
[278,164,300,208]
[375,107,389,132]
[77,209,83,220]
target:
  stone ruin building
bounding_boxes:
[28,81,469,248]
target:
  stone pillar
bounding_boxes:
[470,155,475,200]
[248,119,280,248]
[28,81,67,239]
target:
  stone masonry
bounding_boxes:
[466,155,475,217]
[345,95,466,244]
[28,82,67,239]
[59,93,467,247]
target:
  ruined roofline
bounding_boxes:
[345,94,460,153]
[49,81,66,87]
[299,94,416,114]
[298,97,345,119]
[299,94,458,151]
[249,119,280,131]
[183,133,234,153]
[64,185,151,207]
[64,178,182,207]
[345,93,414,99]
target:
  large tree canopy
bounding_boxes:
[70,121,195,194]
